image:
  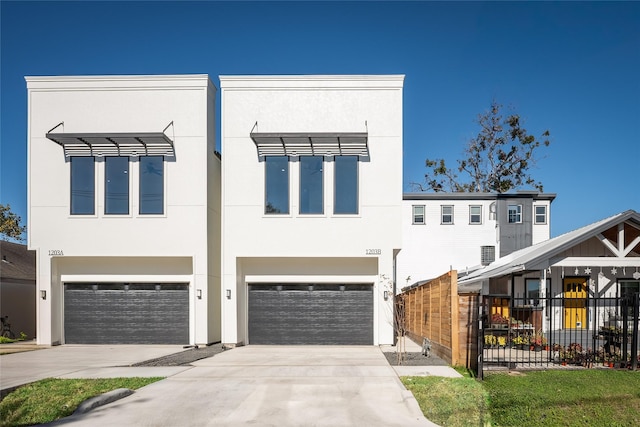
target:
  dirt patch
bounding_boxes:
[384,351,449,366]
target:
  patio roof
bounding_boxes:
[458,210,640,290]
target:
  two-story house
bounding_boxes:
[396,192,555,288]
[26,75,221,346]
[27,74,403,347]
[219,75,404,346]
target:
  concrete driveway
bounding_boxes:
[0,344,189,391]
[42,345,435,426]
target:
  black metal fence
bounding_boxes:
[478,293,639,377]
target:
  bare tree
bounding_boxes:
[394,293,407,365]
[415,101,550,193]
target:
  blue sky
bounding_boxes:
[1,1,639,238]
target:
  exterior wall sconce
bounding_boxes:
[383,291,389,301]
[226,289,231,299]
[197,289,202,299]
[40,290,47,300]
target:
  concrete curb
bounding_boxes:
[73,388,134,414]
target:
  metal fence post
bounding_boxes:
[631,292,639,370]
[478,294,484,380]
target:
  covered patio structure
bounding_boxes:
[458,210,640,372]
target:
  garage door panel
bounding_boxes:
[248,285,373,345]
[64,284,188,344]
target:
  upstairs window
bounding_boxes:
[534,205,547,224]
[508,204,522,223]
[441,205,453,224]
[412,205,425,225]
[469,205,482,224]
[105,157,129,215]
[265,156,289,214]
[140,156,164,215]
[300,156,323,214]
[334,156,358,214]
[70,157,95,215]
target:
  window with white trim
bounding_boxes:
[441,205,453,224]
[300,156,323,214]
[265,156,290,214]
[412,205,425,225]
[334,156,358,215]
[105,156,129,215]
[508,204,522,223]
[264,155,359,216]
[469,205,482,224]
[70,156,95,215]
[139,156,164,215]
[534,205,547,224]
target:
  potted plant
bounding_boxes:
[490,313,508,329]
[567,343,584,365]
[484,334,497,348]
[512,335,529,350]
[530,330,547,352]
[497,335,507,348]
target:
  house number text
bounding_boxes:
[366,249,381,255]
[48,250,64,256]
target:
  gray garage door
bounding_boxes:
[248,284,373,345]
[64,283,189,344]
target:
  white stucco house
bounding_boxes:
[396,192,555,288]
[26,75,221,346]
[219,75,405,346]
[26,73,403,347]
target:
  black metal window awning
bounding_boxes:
[250,132,369,157]
[46,122,175,158]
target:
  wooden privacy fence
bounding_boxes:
[399,270,479,370]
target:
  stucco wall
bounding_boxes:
[220,75,404,346]
[26,75,219,345]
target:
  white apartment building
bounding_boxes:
[219,75,404,346]
[26,75,220,346]
[397,192,555,288]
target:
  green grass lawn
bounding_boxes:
[0,377,163,427]
[401,376,491,427]
[483,370,640,427]
[403,369,640,427]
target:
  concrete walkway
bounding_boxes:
[0,344,459,426]
[381,337,463,378]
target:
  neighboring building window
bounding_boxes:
[140,156,164,215]
[469,205,482,224]
[70,156,95,215]
[105,156,129,215]
[265,156,289,214]
[334,156,358,214]
[525,278,541,305]
[300,156,323,214]
[481,246,495,265]
[525,278,551,314]
[441,205,453,224]
[412,205,425,225]
[534,205,547,224]
[508,204,522,223]
[620,280,640,316]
